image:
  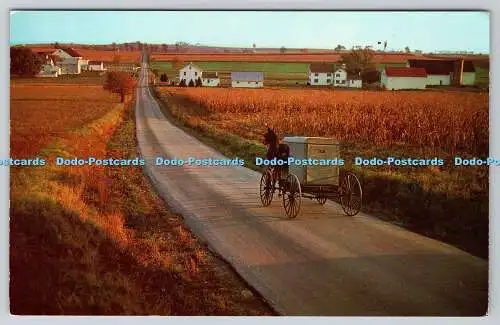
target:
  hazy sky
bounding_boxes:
[10,11,490,53]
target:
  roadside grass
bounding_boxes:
[10,84,274,315]
[151,86,488,259]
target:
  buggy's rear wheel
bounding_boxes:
[283,173,302,219]
[260,169,274,206]
[340,172,362,216]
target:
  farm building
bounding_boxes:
[231,72,264,88]
[86,60,106,71]
[347,74,363,88]
[37,53,62,77]
[179,63,202,86]
[202,72,220,87]
[407,58,477,86]
[308,63,335,86]
[407,59,454,86]
[333,67,348,87]
[381,67,428,90]
[33,48,87,75]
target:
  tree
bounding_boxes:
[280,46,286,53]
[339,46,376,76]
[160,73,168,82]
[10,47,44,76]
[404,46,411,53]
[334,44,346,51]
[103,71,137,103]
[188,79,195,87]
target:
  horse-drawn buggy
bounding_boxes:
[259,129,362,219]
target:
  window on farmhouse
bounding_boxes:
[326,79,331,83]
[183,72,186,76]
[336,73,340,77]
[314,78,318,83]
[314,73,318,77]
[195,72,197,76]
[341,80,345,84]
[327,73,331,77]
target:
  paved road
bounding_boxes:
[135,62,488,316]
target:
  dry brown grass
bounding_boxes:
[10,80,273,315]
[10,81,119,157]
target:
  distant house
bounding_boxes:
[37,53,62,77]
[87,60,106,72]
[380,67,427,90]
[231,72,264,88]
[33,48,87,75]
[52,48,87,74]
[202,71,220,87]
[179,63,202,85]
[308,63,335,86]
[347,74,362,88]
[333,67,348,87]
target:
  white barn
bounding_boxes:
[179,63,202,86]
[381,67,428,90]
[231,72,264,88]
[308,63,335,86]
[407,59,452,86]
[202,72,220,87]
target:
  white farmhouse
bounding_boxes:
[202,72,220,87]
[51,48,87,74]
[333,67,348,87]
[347,74,363,88]
[37,53,62,77]
[179,63,202,86]
[380,67,427,90]
[231,72,264,88]
[308,63,335,86]
[87,60,106,72]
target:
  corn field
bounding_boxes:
[162,88,489,156]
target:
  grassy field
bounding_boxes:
[9,78,274,315]
[152,86,489,259]
[151,58,489,87]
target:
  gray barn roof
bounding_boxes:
[231,71,264,81]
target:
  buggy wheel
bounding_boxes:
[260,170,274,206]
[282,173,302,219]
[340,172,362,216]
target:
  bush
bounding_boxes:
[196,77,202,87]
[188,79,195,87]
[179,79,186,87]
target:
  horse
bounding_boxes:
[263,128,290,194]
